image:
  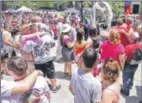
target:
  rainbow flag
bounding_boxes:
[124,0,132,16]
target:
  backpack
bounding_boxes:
[130,48,142,65]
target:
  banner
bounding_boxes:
[124,0,132,16]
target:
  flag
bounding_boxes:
[124,0,132,16]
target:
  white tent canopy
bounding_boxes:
[63,8,79,13]
[17,6,33,13]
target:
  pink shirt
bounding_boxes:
[100,41,124,62]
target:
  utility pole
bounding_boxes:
[80,1,83,23]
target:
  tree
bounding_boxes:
[3,1,56,9]
[109,2,124,17]
[2,1,7,10]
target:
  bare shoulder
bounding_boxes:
[103,88,114,97]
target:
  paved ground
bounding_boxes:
[50,61,142,103]
[2,41,142,103]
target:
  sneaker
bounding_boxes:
[121,88,129,96]
[51,84,61,93]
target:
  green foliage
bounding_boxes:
[83,0,92,8]
[109,2,124,16]
[33,1,55,8]
[140,4,142,14]
[19,1,35,8]
[3,1,142,15]
[18,1,56,8]
[3,1,57,8]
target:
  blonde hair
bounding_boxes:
[103,58,120,83]
[109,29,120,44]
[7,24,13,32]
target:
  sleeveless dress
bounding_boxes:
[75,41,86,55]
[61,32,75,62]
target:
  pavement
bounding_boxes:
[2,40,142,103]
[50,61,142,103]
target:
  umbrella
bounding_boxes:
[63,8,79,13]
[17,6,33,13]
[4,9,17,13]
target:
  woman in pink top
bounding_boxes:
[100,29,125,69]
[101,58,121,103]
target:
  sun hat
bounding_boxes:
[61,24,71,33]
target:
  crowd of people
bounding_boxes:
[1,6,142,103]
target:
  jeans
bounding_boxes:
[122,63,138,93]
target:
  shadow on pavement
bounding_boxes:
[55,71,71,81]
[53,56,65,63]
[124,85,142,103]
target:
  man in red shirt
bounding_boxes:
[116,18,130,47]
[121,32,142,96]
[126,16,135,34]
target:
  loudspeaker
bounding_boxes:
[133,4,139,14]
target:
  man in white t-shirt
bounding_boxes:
[1,57,50,103]
[22,24,61,93]
[69,48,102,103]
[1,70,42,103]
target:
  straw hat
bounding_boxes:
[61,24,71,33]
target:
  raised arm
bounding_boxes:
[12,70,41,95]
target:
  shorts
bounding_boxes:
[35,60,55,79]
